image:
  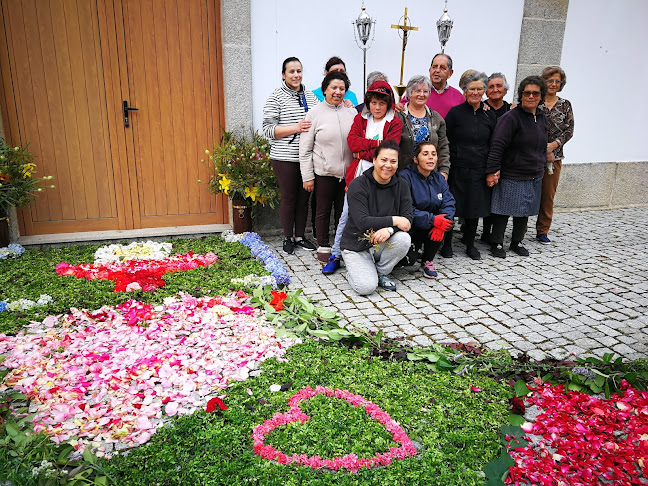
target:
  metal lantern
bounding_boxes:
[436,7,453,53]
[353,5,376,92]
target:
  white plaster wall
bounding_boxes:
[251,0,523,130]
[561,0,648,163]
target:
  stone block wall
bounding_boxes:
[514,0,568,89]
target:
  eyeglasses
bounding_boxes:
[412,89,430,95]
[522,91,541,98]
[546,79,561,85]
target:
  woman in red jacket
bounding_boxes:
[321,80,403,274]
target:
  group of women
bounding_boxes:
[263,56,573,295]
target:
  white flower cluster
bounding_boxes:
[231,273,277,289]
[0,243,25,259]
[220,230,244,243]
[3,294,53,312]
[31,459,57,479]
[94,241,173,264]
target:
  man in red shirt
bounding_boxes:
[398,53,464,118]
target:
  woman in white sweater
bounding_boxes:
[299,71,357,262]
[262,57,319,254]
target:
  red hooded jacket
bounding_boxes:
[345,80,403,187]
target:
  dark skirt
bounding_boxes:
[449,167,491,219]
[491,177,543,217]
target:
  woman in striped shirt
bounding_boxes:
[263,57,319,254]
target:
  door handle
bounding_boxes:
[123,100,139,128]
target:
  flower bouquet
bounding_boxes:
[203,130,279,215]
[0,140,54,245]
[0,140,54,215]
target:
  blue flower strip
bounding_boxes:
[238,233,290,286]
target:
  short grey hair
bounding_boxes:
[405,75,433,100]
[462,71,488,92]
[367,71,388,86]
[488,72,510,91]
[431,53,453,71]
[458,69,478,92]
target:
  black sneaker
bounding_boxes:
[510,242,530,256]
[294,238,317,250]
[490,244,506,258]
[283,238,295,254]
[466,246,481,260]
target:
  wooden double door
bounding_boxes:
[0,0,228,236]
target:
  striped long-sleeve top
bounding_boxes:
[262,82,320,163]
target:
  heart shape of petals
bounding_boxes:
[252,386,417,473]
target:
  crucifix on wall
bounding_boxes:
[391,8,418,98]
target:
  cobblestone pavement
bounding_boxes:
[267,207,648,361]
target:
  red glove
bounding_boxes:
[433,214,453,231]
[429,227,445,241]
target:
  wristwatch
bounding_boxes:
[386,227,395,235]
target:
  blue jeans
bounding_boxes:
[331,195,349,258]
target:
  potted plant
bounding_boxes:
[0,140,54,246]
[204,130,279,233]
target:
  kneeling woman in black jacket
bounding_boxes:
[340,140,413,295]
[400,142,455,279]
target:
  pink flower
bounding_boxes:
[165,402,178,416]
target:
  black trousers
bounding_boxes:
[314,175,345,247]
[462,218,479,247]
[412,227,444,262]
[271,160,310,238]
[490,214,528,245]
[482,216,492,237]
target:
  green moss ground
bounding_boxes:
[105,341,510,485]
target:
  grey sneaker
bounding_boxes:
[378,274,397,291]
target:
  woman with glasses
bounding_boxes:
[443,72,496,260]
[485,76,548,258]
[536,66,574,245]
[396,75,450,175]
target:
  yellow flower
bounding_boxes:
[21,163,35,178]
[219,176,231,194]
[245,186,258,201]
